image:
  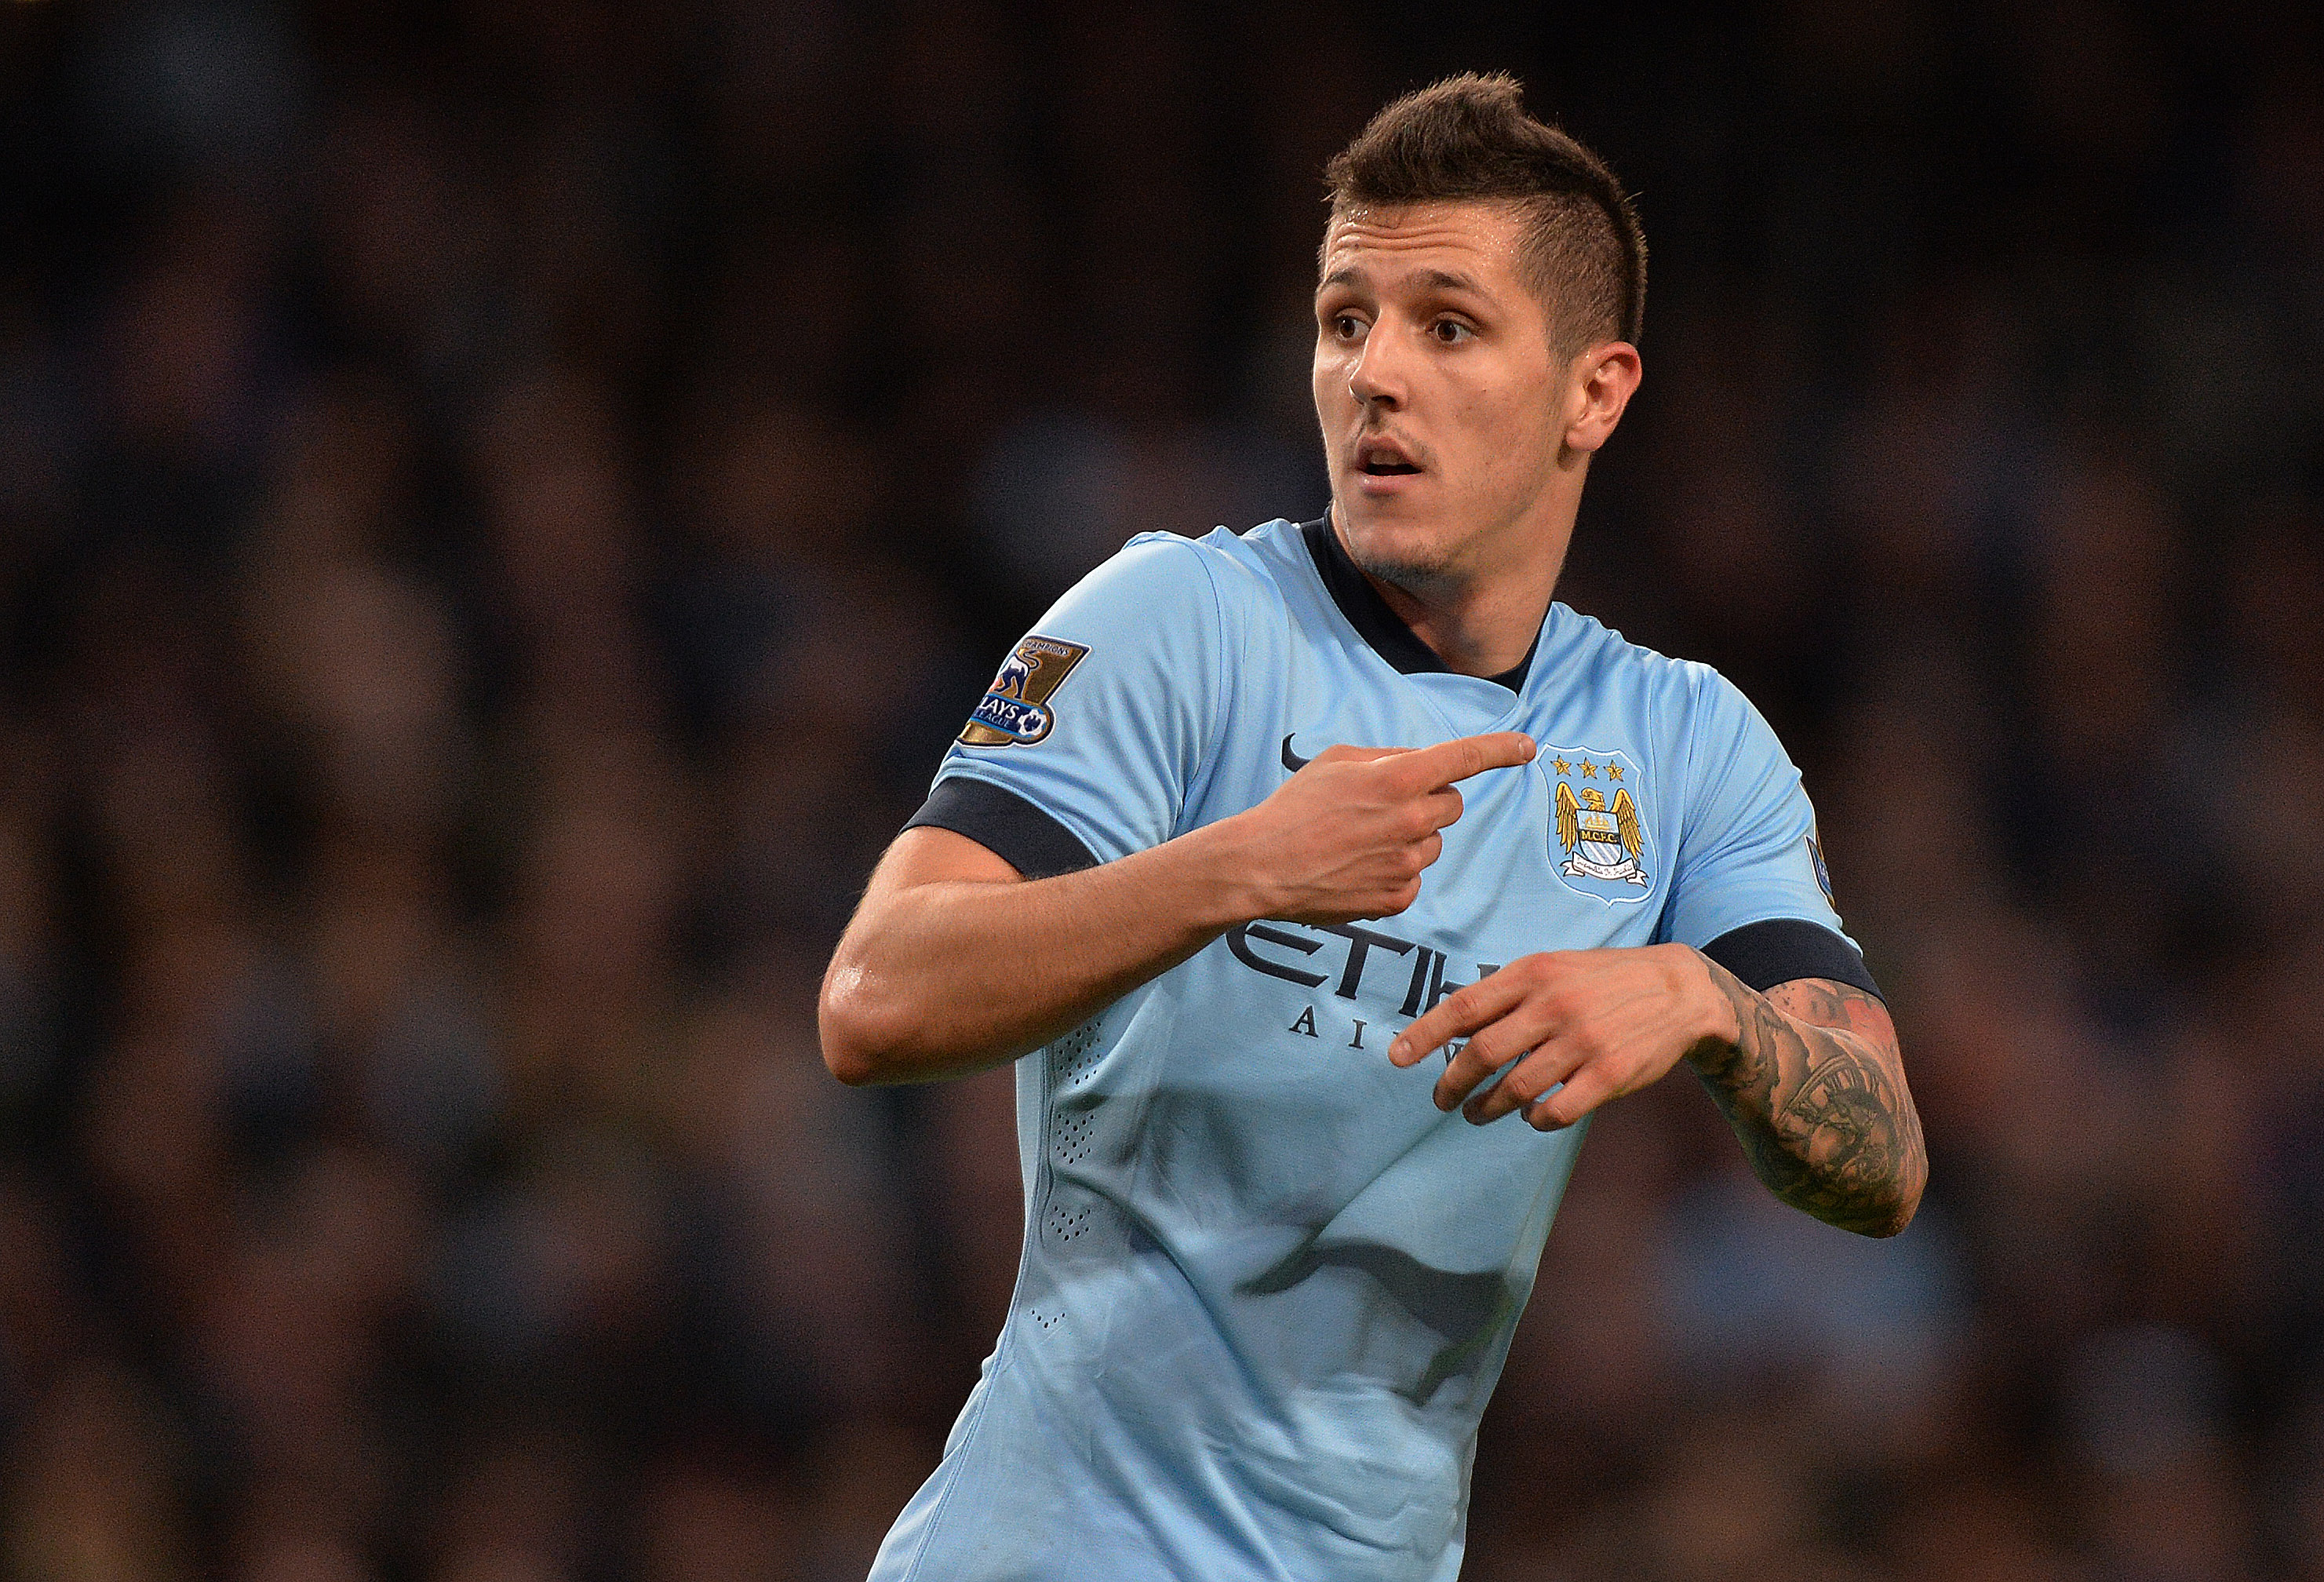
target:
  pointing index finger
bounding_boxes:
[1387,732,1536,792]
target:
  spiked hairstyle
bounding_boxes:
[1324,73,1646,359]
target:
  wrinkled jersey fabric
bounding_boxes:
[869,517,1866,1582]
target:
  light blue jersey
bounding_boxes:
[872,517,1871,1582]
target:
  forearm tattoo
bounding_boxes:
[1690,965,1926,1237]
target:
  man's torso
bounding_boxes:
[872,519,1738,1582]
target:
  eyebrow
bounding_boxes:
[1415,268,1486,295]
[1317,265,1492,297]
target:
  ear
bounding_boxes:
[1561,341,1642,454]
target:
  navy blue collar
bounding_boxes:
[1299,516,1538,692]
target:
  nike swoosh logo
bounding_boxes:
[1282,734,1313,772]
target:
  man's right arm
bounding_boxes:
[817,734,1536,1086]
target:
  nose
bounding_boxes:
[1347,324,1408,410]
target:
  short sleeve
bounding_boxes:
[909,533,1225,873]
[1656,669,1879,995]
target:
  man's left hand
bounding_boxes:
[1388,943,1733,1128]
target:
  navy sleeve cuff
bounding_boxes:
[1700,918,1883,999]
[902,778,1101,880]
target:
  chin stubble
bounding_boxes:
[1342,529,1463,604]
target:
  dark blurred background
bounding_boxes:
[0,2,2319,1578]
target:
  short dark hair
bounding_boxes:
[1323,73,1646,357]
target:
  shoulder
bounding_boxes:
[1061,526,1273,609]
[1539,608,1785,795]
[1160,519,1302,605]
[1014,525,1305,698]
[1029,534,1226,652]
[1073,529,1216,596]
[1059,521,1298,630]
[1540,603,1733,714]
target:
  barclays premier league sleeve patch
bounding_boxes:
[1807,822,1836,906]
[960,636,1091,747]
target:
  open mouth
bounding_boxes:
[1357,441,1421,476]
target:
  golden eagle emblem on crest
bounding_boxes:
[1554,780,1649,888]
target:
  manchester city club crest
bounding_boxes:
[960,635,1090,746]
[1545,748,1653,905]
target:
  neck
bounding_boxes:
[1331,507,1572,679]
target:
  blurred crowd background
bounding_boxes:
[0,2,2319,1579]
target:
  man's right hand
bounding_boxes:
[1227,731,1536,924]
[821,729,1534,1085]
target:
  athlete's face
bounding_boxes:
[1312,201,1634,598]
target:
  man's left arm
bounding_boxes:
[1689,964,1922,1237]
[1390,944,1925,1238]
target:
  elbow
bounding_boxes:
[820,1033,880,1089]
[818,957,913,1087]
[1860,1157,1929,1239]
[1861,1201,1918,1240]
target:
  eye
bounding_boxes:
[1328,312,1368,343]
[1430,319,1475,345]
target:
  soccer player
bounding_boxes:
[821,72,1925,1582]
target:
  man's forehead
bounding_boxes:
[1318,201,1528,285]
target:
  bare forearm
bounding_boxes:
[819,824,1260,1084]
[1687,960,1926,1237]
[821,732,1535,1087]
